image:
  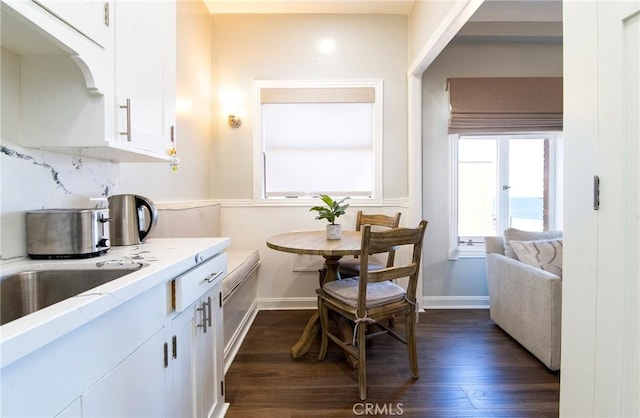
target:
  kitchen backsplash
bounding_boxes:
[0,142,120,259]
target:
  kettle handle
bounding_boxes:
[135,195,158,242]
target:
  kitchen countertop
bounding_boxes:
[0,237,230,369]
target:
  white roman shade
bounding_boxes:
[256,81,382,199]
[447,77,563,133]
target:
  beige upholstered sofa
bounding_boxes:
[149,202,260,372]
[485,228,563,371]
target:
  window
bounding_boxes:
[253,80,382,202]
[450,133,559,258]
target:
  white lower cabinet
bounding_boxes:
[169,256,227,418]
[0,252,227,418]
[81,328,168,417]
[196,286,225,418]
[170,304,197,417]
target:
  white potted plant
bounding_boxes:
[310,194,350,240]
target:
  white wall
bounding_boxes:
[421,41,563,306]
[206,13,410,305]
[209,13,408,200]
[0,0,212,259]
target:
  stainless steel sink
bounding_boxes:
[0,264,146,325]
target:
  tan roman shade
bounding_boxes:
[261,87,375,104]
[447,77,563,133]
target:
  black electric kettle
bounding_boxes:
[108,194,158,246]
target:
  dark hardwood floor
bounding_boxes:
[224,309,560,418]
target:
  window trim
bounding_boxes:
[449,132,559,260]
[252,79,383,205]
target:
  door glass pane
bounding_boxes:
[508,139,546,231]
[458,139,497,238]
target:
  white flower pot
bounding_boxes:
[326,224,342,240]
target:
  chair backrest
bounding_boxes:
[355,211,402,266]
[357,220,428,315]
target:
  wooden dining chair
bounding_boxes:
[316,220,428,400]
[318,211,402,282]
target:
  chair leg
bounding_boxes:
[318,297,329,361]
[357,320,368,400]
[406,311,419,379]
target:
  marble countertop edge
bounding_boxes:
[0,237,231,369]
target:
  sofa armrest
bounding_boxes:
[485,236,505,255]
[486,253,562,370]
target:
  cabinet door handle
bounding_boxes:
[204,271,224,283]
[196,300,209,333]
[207,296,212,328]
[163,342,168,368]
[104,2,110,27]
[119,98,131,141]
[593,175,600,210]
[172,335,177,359]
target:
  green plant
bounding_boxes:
[309,194,350,225]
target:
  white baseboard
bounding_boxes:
[422,296,489,309]
[257,296,489,311]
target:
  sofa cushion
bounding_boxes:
[322,277,405,308]
[510,238,563,277]
[223,249,260,301]
[503,228,563,258]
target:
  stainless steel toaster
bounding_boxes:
[26,209,111,258]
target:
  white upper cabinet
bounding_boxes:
[1,0,176,162]
[114,0,176,156]
[1,0,113,92]
[31,0,111,48]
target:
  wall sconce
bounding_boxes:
[228,114,242,128]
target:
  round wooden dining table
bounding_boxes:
[266,230,362,360]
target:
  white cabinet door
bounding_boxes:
[561,1,640,417]
[6,0,179,162]
[32,0,111,47]
[169,281,225,418]
[196,287,224,418]
[81,328,168,418]
[170,305,197,418]
[114,0,176,155]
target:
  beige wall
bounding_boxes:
[206,13,410,304]
[421,41,563,305]
[209,13,408,200]
[408,0,462,62]
[120,0,213,201]
[407,0,482,73]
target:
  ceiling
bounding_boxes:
[202,0,415,14]
[203,0,562,42]
[203,0,561,20]
[459,0,562,43]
